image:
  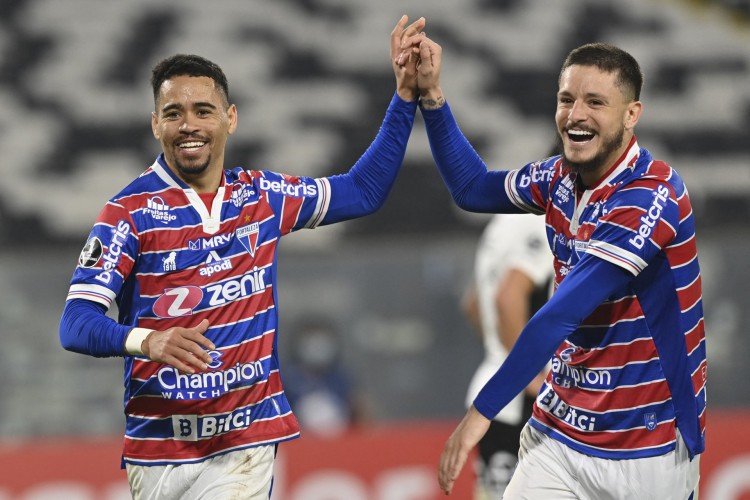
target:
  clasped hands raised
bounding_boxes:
[391,15,444,107]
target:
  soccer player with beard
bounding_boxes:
[398,36,706,499]
[59,16,424,499]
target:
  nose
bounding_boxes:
[568,100,586,123]
[178,113,199,133]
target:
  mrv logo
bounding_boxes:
[188,233,232,251]
[94,220,131,285]
[158,359,265,400]
[629,184,670,250]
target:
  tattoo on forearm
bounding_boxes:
[420,96,446,110]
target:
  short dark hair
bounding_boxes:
[560,43,643,101]
[150,54,230,107]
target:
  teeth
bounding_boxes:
[568,130,593,137]
[179,141,205,148]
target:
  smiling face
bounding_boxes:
[555,64,641,186]
[151,75,237,191]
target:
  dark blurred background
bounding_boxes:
[0,0,748,459]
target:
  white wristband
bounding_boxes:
[124,328,152,356]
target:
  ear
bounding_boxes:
[227,104,238,135]
[624,100,642,131]
[151,111,160,139]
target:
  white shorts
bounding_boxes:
[504,424,700,500]
[126,444,275,500]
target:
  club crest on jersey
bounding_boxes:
[79,237,103,268]
[644,412,657,431]
[144,196,177,224]
[236,222,260,258]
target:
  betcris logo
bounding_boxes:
[259,176,317,197]
[629,184,670,250]
[518,168,554,188]
[94,220,131,285]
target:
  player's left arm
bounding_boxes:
[439,254,633,494]
[318,94,417,224]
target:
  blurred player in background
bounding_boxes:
[398,33,706,499]
[461,213,553,499]
[59,15,423,500]
[283,315,369,437]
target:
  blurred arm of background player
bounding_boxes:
[462,269,548,399]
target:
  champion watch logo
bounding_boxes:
[144,196,177,224]
[236,222,260,258]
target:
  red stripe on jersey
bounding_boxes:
[665,236,697,268]
[126,370,285,417]
[677,277,702,312]
[556,337,658,369]
[555,380,671,412]
[534,410,676,450]
[685,319,705,355]
[691,359,708,393]
[581,297,644,326]
[645,160,672,179]
[280,195,304,235]
[129,327,276,382]
[677,193,693,221]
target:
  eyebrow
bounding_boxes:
[159,101,218,114]
[557,90,609,101]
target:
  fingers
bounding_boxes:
[392,15,425,65]
[403,16,426,38]
[438,440,465,495]
[144,319,216,373]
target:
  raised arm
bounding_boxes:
[398,33,518,213]
[318,16,425,224]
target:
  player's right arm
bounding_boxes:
[59,203,213,372]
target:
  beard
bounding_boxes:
[174,155,210,177]
[557,125,625,176]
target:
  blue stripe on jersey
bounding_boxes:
[632,251,704,455]
[125,394,292,440]
[528,418,676,459]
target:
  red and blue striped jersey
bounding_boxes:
[68,157,342,465]
[505,137,707,459]
[63,93,416,466]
